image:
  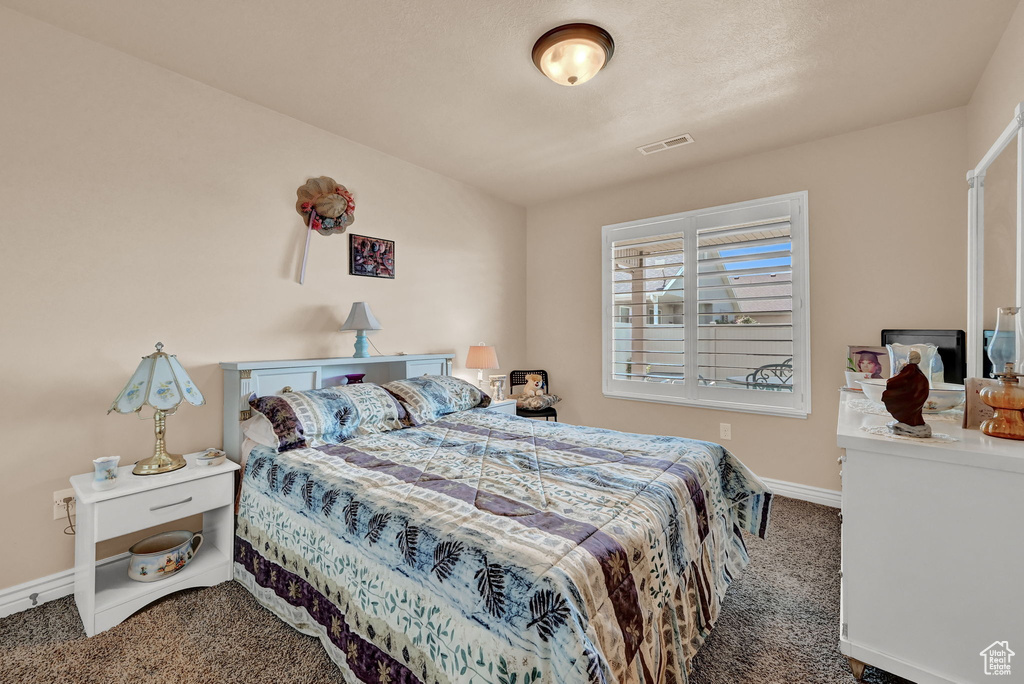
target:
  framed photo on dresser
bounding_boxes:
[847,346,889,378]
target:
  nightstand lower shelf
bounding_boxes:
[86,543,230,633]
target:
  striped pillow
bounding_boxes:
[383,375,491,425]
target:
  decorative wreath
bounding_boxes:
[295,176,355,236]
[293,176,357,284]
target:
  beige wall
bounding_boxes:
[967,0,1024,162]
[967,0,1024,328]
[526,107,968,492]
[0,9,526,590]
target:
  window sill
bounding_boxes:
[602,390,810,419]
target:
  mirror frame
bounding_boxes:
[966,101,1024,378]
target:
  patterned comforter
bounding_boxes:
[234,409,772,684]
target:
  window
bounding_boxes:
[602,192,810,417]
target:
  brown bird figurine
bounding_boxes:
[881,350,932,437]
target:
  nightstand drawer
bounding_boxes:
[486,399,517,415]
[94,474,232,541]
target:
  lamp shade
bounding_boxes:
[466,344,499,370]
[109,342,205,414]
[532,23,615,87]
[340,302,382,331]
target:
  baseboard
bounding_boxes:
[762,477,841,508]
[842,638,956,684]
[0,552,129,620]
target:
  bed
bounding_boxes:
[223,357,772,684]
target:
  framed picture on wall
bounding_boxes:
[349,234,395,279]
[847,346,890,378]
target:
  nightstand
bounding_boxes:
[70,452,239,636]
[486,398,517,414]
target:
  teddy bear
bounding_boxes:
[521,374,546,398]
[513,374,561,411]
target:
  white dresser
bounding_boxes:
[836,393,1024,683]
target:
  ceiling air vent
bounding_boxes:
[637,133,694,156]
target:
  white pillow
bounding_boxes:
[241,413,280,449]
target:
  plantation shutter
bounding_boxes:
[602,192,809,417]
[610,230,685,383]
[696,217,794,392]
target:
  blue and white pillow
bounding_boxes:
[383,375,490,425]
[249,383,406,451]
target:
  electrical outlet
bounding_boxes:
[53,488,76,520]
[719,423,732,440]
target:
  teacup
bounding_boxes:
[127,530,203,582]
[92,456,121,491]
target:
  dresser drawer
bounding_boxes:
[94,473,233,541]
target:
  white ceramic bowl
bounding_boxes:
[127,530,203,582]
[845,371,871,390]
[857,378,965,413]
[856,378,887,404]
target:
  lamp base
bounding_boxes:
[353,332,370,358]
[133,452,187,475]
[134,409,187,475]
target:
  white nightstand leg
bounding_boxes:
[203,504,235,583]
[74,501,96,637]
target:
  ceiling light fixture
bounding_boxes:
[532,23,614,87]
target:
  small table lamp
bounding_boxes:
[108,342,206,475]
[341,302,382,358]
[466,343,499,389]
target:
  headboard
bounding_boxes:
[219,354,454,462]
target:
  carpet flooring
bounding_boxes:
[0,497,911,683]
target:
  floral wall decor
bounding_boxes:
[295,176,356,284]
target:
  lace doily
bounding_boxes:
[859,425,959,443]
[847,397,963,423]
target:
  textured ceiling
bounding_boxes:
[2,0,1018,204]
